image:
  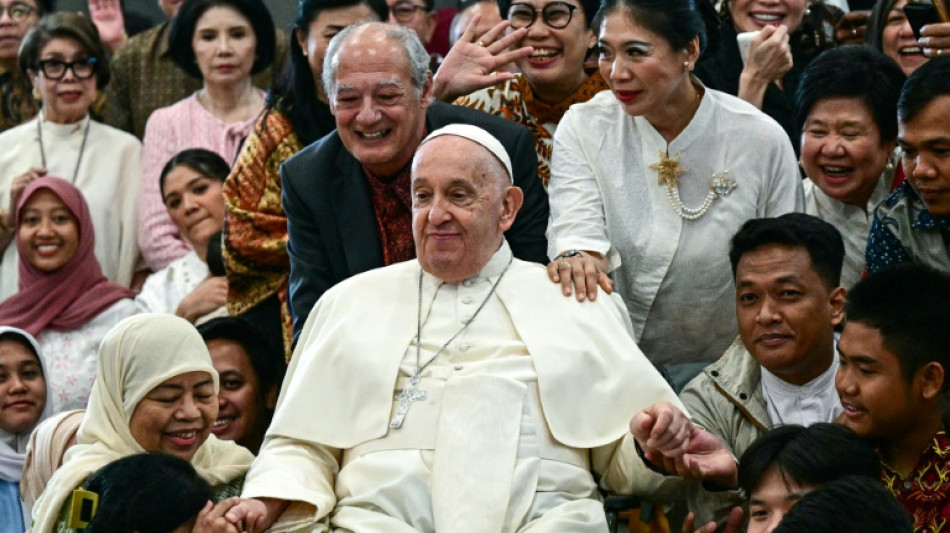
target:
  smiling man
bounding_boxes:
[866,57,950,274]
[224,124,704,532]
[280,22,548,343]
[651,213,848,526]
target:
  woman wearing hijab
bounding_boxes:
[0,178,137,413]
[0,326,51,533]
[30,313,255,533]
[19,410,82,517]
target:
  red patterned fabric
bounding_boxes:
[881,431,950,533]
[363,165,415,266]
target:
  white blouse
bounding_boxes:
[548,89,803,366]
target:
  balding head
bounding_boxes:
[411,128,524,281]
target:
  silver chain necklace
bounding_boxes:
[37,115,91,183]
[389,256,513,429]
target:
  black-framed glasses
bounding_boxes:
[36,57,97,80]
[507,2,578,29]
[389,2,427,23]
[0,2,35,22]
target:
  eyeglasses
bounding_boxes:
[507,2,578,29]
[36,58,98,80]
[389,2,427,23]
[0,2,36,23]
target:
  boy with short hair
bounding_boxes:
[836,263,950,532]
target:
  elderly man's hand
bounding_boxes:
[546,251,611,302]
[631,402,738,488]
[921,22,950,57]
[224,497,288,533]
[432,18,533,102]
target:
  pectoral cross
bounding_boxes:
[650,150,687,188]
[389,374,428,429]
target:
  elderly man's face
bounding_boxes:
[411,136,523,282]
[330,27,432,178]
[899,95,950,217]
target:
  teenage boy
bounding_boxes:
[836,263,950,532]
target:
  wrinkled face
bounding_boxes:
[728,0,808,34]
[747,467,814,533]
[881,0,928,77]
[330,27,431,178]
[386,0,436,45]
[128,371,217,461]
[507,0,593,103]
[207,339,274,453]
[411,136,521,282]
[735,244,844,386]
[159,0,185,19]
[0,339,46,434]
[836,321,921,439]
[192,6,257,87]
[17,189,80,274]
[0,0,39,66]
[161,165,225,254]
[899,95,950,217]
[597,10,697,120]
[801,97,893,207]
[296,4,380,103]
[31,37,97,124]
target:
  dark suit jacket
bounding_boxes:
[282,101,549,342]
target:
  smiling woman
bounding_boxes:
[28,313,255,533]
[0,326,51,533]
[0,13,142,302]
[136,149,231,325]
[0,0,48,132]
[0,178,136,413]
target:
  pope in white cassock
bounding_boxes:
[225,124,733,533]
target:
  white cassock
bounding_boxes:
[242,242,684,532]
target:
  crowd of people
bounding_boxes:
[0,0,949,531]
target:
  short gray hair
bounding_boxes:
[322,22,431,102]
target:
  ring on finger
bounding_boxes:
[558,261,570,270]
[476,40,486,47]
[850,26,857,37]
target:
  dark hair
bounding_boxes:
[866,0,898,54]
[269,0,387,146]
[18,12,111,89]
[591,0,720,57]
[795,45,905,145]
[496,0,599,28]
[82,453,213,533]
[738,424,879,496]
[159,148,231,198]
[0,330,39,360]
[897,57,950,124]
[729,213,845,290]
[773,476,913,533]
[168,0,277,79]
[844,263,950,388]
[197,316,285,398]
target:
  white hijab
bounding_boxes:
[31,314,255,533]
[0,326,53,483]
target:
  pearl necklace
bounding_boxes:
[652,150,738,220]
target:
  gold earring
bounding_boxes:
[798,158,804,168]
[683,60,690,72]
[886,160,895,171]
[31,85,40,100]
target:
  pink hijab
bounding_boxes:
[0,177,134,336]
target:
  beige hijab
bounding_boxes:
[20,410,84,513]
[30,314,255,533]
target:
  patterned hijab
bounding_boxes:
[0,177,134,336]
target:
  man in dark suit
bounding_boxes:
[281,21,548,341]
